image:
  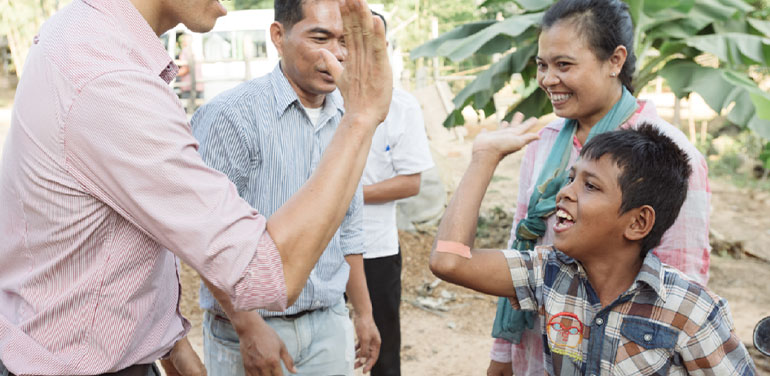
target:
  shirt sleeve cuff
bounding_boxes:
[340,235,365,256]
[232,231,288,312]
[490,337,513,363]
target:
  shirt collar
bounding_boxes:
[270,62,345,120]
[82,0,177,83]
[554,247,666,301]
[631,251,667,301]
[553,247,580,267]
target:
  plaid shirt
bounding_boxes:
[501,246,756,375]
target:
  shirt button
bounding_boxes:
[644,334,653,342]
[595,318,604,326]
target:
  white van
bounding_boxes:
[161,9,279,104]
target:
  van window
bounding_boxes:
[203,30,268,61]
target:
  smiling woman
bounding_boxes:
[535,21,627,144]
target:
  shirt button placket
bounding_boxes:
[586,315,606,376]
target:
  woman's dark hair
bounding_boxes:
[542,0,636,92]
[580,123,692,256]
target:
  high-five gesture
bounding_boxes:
[472,112,540,162]
[321,0,392,127]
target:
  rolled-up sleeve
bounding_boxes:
[63,71,286,311]
[232,231,287,312]
[500,249,545,312]
[340,181,365,256]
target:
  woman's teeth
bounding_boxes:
[551,93,572,102]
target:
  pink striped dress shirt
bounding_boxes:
[491,100,712,374]
[0,0,287,374]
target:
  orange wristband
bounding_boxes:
[436,240,472,259]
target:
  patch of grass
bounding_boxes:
[710,153,743,176]
[711,173,770,191]
[706,129,770,191]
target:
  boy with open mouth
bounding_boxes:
[429,120,756,375]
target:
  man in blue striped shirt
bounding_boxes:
[190,0,381,375]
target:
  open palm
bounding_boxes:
[472,112,540,160]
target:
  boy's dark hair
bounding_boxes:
[542,0,637,92]
[580,123,692,255]
[275,0,306,30]
[371,10,387,33]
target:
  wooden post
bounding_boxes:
[244,53,252,82]
[673,97,681,127]
[688,99,696,143]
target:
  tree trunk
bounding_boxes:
[673,97,681,127]
[6,24,29,78]
[0,0,66,78]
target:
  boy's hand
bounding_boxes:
[472,112,539,162]
[486,360,513,376]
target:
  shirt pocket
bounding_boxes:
[613,317,678,375]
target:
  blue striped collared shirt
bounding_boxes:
[192,63,364,316]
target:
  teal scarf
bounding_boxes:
[492,87,638,343]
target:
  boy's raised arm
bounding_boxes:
[429,114,539,298]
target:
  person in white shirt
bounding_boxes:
[362,14,435,372]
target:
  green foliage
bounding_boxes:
[708,129,770,188]
[382,0,492,75]
[761,141,770,170]
[413,0,770,140]
[231,0,274,10]
[660,60,770,139]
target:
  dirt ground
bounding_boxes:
[0,88,767,374]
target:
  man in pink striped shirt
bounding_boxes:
[0,0,391,374]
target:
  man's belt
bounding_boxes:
[213,308,317,324]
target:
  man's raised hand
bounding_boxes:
[320,0,392,128]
